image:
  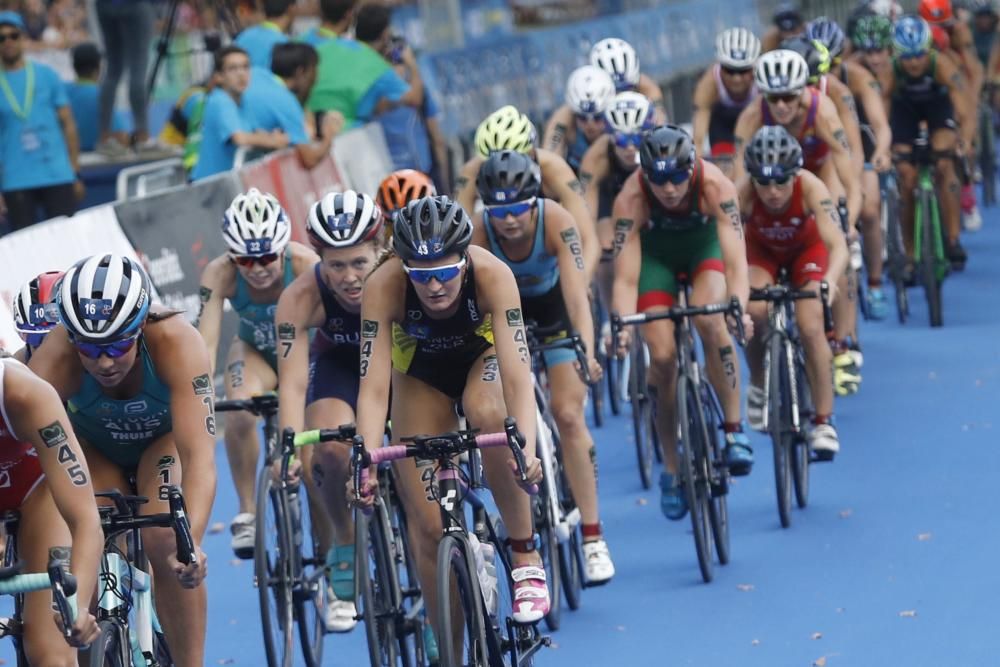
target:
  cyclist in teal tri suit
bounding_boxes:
[472,150,615,585]
[195,188,318,557]
[543,65,616,174]
[29,254,215,667]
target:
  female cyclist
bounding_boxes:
[10,270,63,363]
[543,65,616,174]
[28,254,214,667]
[377,168,437,220]
[195,188,318,557]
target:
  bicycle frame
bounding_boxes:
[96,549,157,665]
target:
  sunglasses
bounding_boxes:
[859,45,887,53]
[403,257,466,284]
[231,253,280,268]
[614,132,643,148]
[0,31,21,43]
[486,198,535,219]
[575,111,604,123]
[721,66,752,76]
[72,334,140,360]
[766,92,800,105]
[646,168,691,186]
[752,174,793,186]
[899,51,927,61]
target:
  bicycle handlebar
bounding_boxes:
[214,394,279,417]
[289,424,357,449]
[525,322,594,385]
[96,487,196,566]
[351,417,536,515]
[611,296,746,346]
[750,281,834,335]
[0,554,78,638]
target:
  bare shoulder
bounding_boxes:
[468,244,508,275]
[200,253,237,296]
[144,308,207,370]
[693,67,718,103]
[701,160,735,201]
[289,242,320,274]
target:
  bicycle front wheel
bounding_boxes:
[882,175,909,323]
[295,491,327,667]
[700,382,730,566]
[629,339,656,489]
[358,501,408,667]
[678,376,713,583]
[920,187,944,327]
[792,353,812,509]
[436,535,488,667]
[768,333,793,529]
[555,452,584,611]
[535,494,562,632]
[256,469,295,667]
[87,618,128,667]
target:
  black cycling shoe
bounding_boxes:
[946,239,967,272]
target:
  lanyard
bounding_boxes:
[0,61,34,120]
[261,21,282,33]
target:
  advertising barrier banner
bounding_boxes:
[330,124,395,200]
[0,206,147,352]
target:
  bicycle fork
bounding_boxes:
[533,379,580,543]
[100,552,157,666]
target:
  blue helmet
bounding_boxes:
[893,16,932,56]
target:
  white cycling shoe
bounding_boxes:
[583,539,615,585]
[230,513,255,560]
[324,586,358,633]
[745,385,766,432]
[809,423,840,461]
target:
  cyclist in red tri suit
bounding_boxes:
[10,270,63,363]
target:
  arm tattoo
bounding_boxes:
[360,319,379,378]
[579,171,594,191]
[277,322,295,358]
[819,198,841,227]
[195,286,211,326]
[612,218,634,257]
[832,128,849,150]
[548,123,568,149]
[454,176,469,191]
[192,373,213,396]
[40,420,88,486]
[734,137,744,151]
[559,228,585,271]
[867,79,881,92]
[38,421,69,448]
[567,179,584,195]
[719,345,737,390]
[227,360,245,388]
[505,308,523,327]
[950,72,965,91]
[513,325,529,365]
[720,199,743,240]
[202,392,216,436]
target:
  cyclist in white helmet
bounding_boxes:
[274,189,384,633]
[454,105,601,279]
[589,37,667,121]
[692,27,762,178]
[543,65,616,174]
[29,253,215,666]
[10,270,63,363]
[194,188,319,558]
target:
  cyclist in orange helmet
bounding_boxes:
[376,169,436,216]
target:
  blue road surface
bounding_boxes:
[3,209,1000,666]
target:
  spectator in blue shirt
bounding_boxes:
[234,0,293,70]
[0,11,82,234]
[354,3,450,191]
[243,42,344,169]
[300,0,355,48]
[67,42,130,152]
[191,46,289,181]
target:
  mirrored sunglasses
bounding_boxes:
[402,257,467,285]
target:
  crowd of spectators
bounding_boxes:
[1,0,448,235]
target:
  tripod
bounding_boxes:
[146,0,242,99]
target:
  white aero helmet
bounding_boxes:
[605,91,654,134]
[222,188,291,256]
[716,27,762,69]
[58,254,151,343]
[306,190,383,248]
[754,49,809,94]
[589,38,640,90]
[565,65,616,115]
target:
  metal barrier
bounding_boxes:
[115,158,188,202]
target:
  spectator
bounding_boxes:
[300,0,355,47]
[160,77,211,172]
[307,9,423,129]
[243,42,344,169]
[67,42,130,151]
[234,0,293,70]
[355,2,450,191]
[46,0,88,48]
[95,0,155,155]
[0,11,82,234]
[190,45,289,181]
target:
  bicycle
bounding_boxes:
[0,536,78,665]
[977,95,996,207]
[880,167,909,323]
[88,486,195,666]
[624,328,660,490]
[215,396,346,667]
[351,420,549,667]
[896,129,949,328]
[611,281,743,583]
[750,276,833,529]
[588,294,606,428]
[524,323,592,631]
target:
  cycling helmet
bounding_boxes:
[474,105,537,157]
[589,38,640,90]
[392,196,473,261]
[307,190,383,249]
[716,28,761,70]
[639,125,695,177]
[565,65,616,115]
[781,35,832,83]
[376,169,436,214]
[920,0,954,23]
[744,126,803,179]
[58,254,151,343]
[893,16,933,56]
[931,23,951,50]
[222,188,291,257]
[754,49,810,94]
[13,271,63,338]
[476,150,542,206]
[869,0,904,20]
[851,13,894,50]
[605,91,654,134]
[773,2,803,31]
[806,17,846,59]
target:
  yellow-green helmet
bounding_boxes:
[474,105,537,157]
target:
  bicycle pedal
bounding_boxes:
[810,451,835,463]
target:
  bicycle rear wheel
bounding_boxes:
[256,469,295,667]
[768,333,794,529]
[918,188,944,328]
[882,174,909,323]
[606,352,621,416]
[700,382,730,566]
[358,500,409,666]
[678,376,713,583]
[555,452,584,610]
[791,351,812,509]
[436,535,488,667]
[87,618,128,667]
[629,338,656,489]
[534,492,562,632]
